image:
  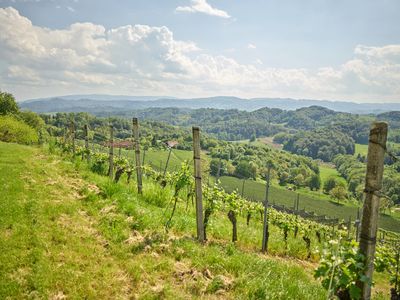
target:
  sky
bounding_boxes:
[0,0,399,102]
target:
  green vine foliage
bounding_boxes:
[315,240,368,300]
[90,152,109,175]
[375,243,400,297]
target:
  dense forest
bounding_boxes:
[275,128,355,162]
[91,106,400,163]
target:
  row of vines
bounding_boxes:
[54,128,399,300]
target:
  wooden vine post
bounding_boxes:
[70,120,75,156]
[357,122,387,300]
[261,165,271,253]
[163,147,172,176]
[192,126,205,243]
[108,125,114,179]
[132,118,143,194]
[142,147,146,165]
[84,124,90,162]
[347,216,352,239]
[241,179,246,197]
[216,151,222,181]
[355,208,361,242]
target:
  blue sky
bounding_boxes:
[0,0,399,102]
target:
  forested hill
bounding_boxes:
[93,105,400,144]
[21,95,400,114]
[40,106,400,166]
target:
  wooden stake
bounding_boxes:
[84,124,90,163]
[356,208,361,242]
[192,126,205,242]
[262,166,271,253]
[132,118,143,194]
[108,125,114,179]
[347,216,352,240]
[216,152,222,181]
[163,147,172,176]
[241,179,246,197]
[357,122,388,300]
[70,120,75,156]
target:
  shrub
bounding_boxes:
[18,111,45,129]
[323,177,338,193]
[90,153,108,175]
[0,115,38,144]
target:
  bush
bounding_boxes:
[0,115,38,144]
[323,177,338,194]
[307,174,321,191]
[18,111,45,130]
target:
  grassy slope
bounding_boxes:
[355,144,369,157]
[144,148,194,171]
[0,142,335,299]
[0,143,132,299]
[319,163,346,185]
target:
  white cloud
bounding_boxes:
[0,7,399,102]
[247,43,256,49]
[7,65,40,82]
[66,6,75,12]
[176,0,230,18]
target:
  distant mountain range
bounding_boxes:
[20,95,400,114]
[22,94,178,103]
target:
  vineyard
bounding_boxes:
[1,2,399,298]
[49,119,400,300]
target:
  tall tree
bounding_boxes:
[0,91,19,115]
